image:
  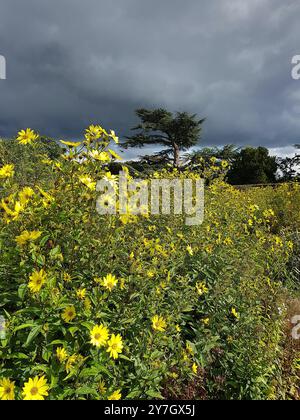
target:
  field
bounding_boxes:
[0,126,300,400]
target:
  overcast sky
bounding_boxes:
[0,0,300,158]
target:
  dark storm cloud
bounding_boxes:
[1,0,300,156]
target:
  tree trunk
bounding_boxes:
[173,142,180,168]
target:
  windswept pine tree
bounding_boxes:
[122,108,205,167]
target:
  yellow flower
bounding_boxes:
[175,324,181,333]
[182,351,189,362]
[28,269,47,293]
[109,130,119,144]
[201,318,210,326]
[1,199,24,221]
[90,324,109,348]
[15,230,42,247]
[108,149,122,160]
[85,124,104,141]
[263,209,275,218]
[205,245,213,254]
[152,315,167,332]
[223,237,233,246]
[108,389,122,400]
[62,305,76,323]
[19,187,35,205]
[106,334,123,359]
[22,376,49,400]
[63,272,72,283]
[186,245,194,256]
[102,274,118,292]
[249,204,259,212]
[66,355,77,373]
[119,213,134,225]
[103,171,118,187]
[192,363,198,374]
[76,288,86,300]
[186,342,194,355]
[37,186,54,207]
[231,307,240,320]
[17,128,39,145]
[79,175,96,191]
[196,282,208,296]
[221,160,229,168]
[0,378,15,400]
[60,140,82,148]
[0,164,14,179]
[97,151,111,162]
[120,278,126,290]
[56,347,68,363]
[147,270,155,278]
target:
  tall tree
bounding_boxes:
[227,147,278,185]
[122,108,205,167]
[276,145,300,181]
[276,157,299,181]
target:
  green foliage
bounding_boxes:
[0,137,61,186]
[227,147,278,185]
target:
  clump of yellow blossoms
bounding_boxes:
[60,140,82,148]
[22,376,49,400]
[196,282,208,296]
[85,124,104,142]
[152,315,167,332]
[62,306,76,323]
[108,389,122,400]
[17,128,39,145]
[102,274,118,292]
[106,334,124,359]
[0,378,15,400]
[0,164,14,179]
[79,175,96,191]
[15,230,42,247]
[28,269,47,293]
[76,288,86,300]
[90,324,109,348]
[56,347,68,363]
[231,307,240,320]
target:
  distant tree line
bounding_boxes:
[1,108,299,186]
[121,108,300,185]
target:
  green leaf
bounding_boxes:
[42,348,52,362]
[14,323,36,333]
[18,284,27,300]
[24,325,43,347]
[75,386,98,397]
[48,339,67,346]
[145,389,163,399]
[81,321,94,331]
[11,352,29,359]
[126,390,141,399]
[68,326,79,336]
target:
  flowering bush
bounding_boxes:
[0,126,299,400]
